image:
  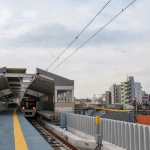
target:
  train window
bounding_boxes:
[25,102,29,108]
[21,98,36,109]
[29,102,36,107]
[21,101,25,106]
[25,101,36,109]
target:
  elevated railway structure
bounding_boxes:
[0,67,75,116]
[0,67,76,150]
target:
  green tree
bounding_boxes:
[120,104,124,110]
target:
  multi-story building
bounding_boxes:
[142,91,149,102]
[116,85,121,104]
[120,82,126,104]
[101,94,106,103]
[102,76,143,105]
[105,91,111,104]
[134,82,142,103]
[110,84,117,104]
[110,84,121,104]
[121,76,135,104]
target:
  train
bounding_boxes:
[20,97,36,117]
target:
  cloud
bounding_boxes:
[0,0,150,98]
[0,22,149,50]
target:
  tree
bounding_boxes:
[120,104,124,110]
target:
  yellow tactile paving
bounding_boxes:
[13,109,28,150]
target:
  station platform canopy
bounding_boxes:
[0,67,74,101]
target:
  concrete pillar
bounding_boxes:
[64,92,67,102]
[60,93,62,102]
[53,96,54,102]
[66,91,69,102]
[61,93,63,102]
[57,94,59,102]
[69,90,74,102]
[72,90,74,102]
[69,90,72,102]
[57,93,59,102]
[63,93,65,102]
[55,89,57,102]
[59,94,61,102]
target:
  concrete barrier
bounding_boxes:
[61,113,150,150]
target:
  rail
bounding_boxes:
[30,119,79,150]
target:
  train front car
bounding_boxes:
[20,97,36,117]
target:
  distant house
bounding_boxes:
[85,99,92,105]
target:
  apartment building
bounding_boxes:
[116,85,121,103]
[142,91,149,102]
[105,91,111,104]
[134,82,142,103]
[110,84,121,104]
[121,76,135,104]
[110,84,117,104]
[102,76,144,105]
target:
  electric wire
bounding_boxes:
[46,0,111,71]
[51,0,136,72]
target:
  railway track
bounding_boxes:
[29,119,79,150]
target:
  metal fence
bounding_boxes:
[61,113,150,150]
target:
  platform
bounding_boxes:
[0,108,54,150]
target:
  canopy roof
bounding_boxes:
[0,67,74,101]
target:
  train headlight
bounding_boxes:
[22,107,25,110]
[33,107,36,110]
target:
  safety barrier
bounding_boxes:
[61,113,150,150]
[137,115,150,125]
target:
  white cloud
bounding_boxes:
[0,0,149,98]
[0,9,13,25]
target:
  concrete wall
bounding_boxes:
[0,102,6,112]
[55,102,74,116]
[37,95,54,111]
[62,113,150,150]
[86,110,106,117]
[39,118,124,150]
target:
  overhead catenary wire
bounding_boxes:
[51,0,136,72]
[46,0,111,71]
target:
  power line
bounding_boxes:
[46,0,111,71]
[51,0,136,72]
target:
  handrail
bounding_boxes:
[88,104,132,112]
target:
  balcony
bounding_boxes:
[121,89,125,92]
[125,96,129,99]
[121,83,125,86]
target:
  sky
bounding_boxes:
[0,0,149,98]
